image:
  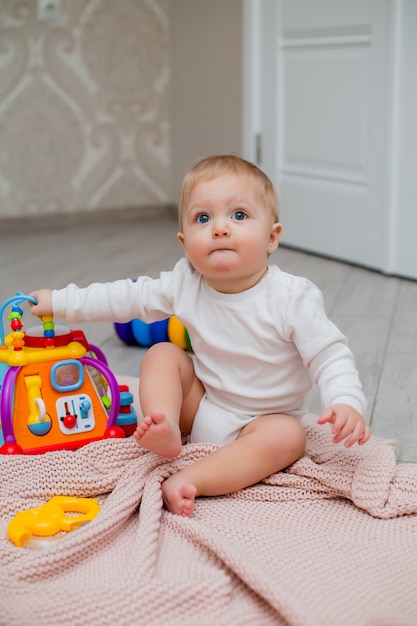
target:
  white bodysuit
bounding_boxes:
[53,259,366,444]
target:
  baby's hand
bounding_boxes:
[29,289,53,317]
[317,404,371,447]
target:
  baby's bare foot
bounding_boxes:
[162,476,197,517]
[133,409,182,458]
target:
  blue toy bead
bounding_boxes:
[150,319,169,344]
[43,329,55,338]
[120,390,134,405]
[114,322,135,346]
[131,319,153,347]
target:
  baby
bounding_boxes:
[30,154,371,517]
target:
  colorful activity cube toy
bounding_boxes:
[0,293,137,455]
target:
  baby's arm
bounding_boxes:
[29,289,53,317]
[317,404,371,447]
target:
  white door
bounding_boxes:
[243,0,394,272]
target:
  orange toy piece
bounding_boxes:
[10,359,113,452]
[7,496,100,548]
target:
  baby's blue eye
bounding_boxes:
[196,214,210,224]
[233,210,247,221]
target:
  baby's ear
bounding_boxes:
[268,223,282,253]
[177,232,185,248]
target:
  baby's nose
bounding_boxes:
[212,219,230,237]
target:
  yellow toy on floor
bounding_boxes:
[8,496,100,548]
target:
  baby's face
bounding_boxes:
[177,173,281,293]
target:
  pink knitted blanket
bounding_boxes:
[1,414,417,626]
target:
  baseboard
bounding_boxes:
[0,204,178,233]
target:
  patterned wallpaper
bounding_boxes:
[0,0,170,218]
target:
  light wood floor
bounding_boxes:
[2,209,417,462]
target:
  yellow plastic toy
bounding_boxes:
[7,496,100,548]
[167,316,190,350]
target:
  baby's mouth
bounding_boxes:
[211,246,234,253]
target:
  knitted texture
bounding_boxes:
[1,413,417,626]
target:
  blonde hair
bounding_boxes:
[178,154,280,230]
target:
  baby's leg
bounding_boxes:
[134,342,204,458]
[162,413,306,516]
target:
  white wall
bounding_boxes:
[169,0,242,204]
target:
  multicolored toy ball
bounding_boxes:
[114,316,191,350]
